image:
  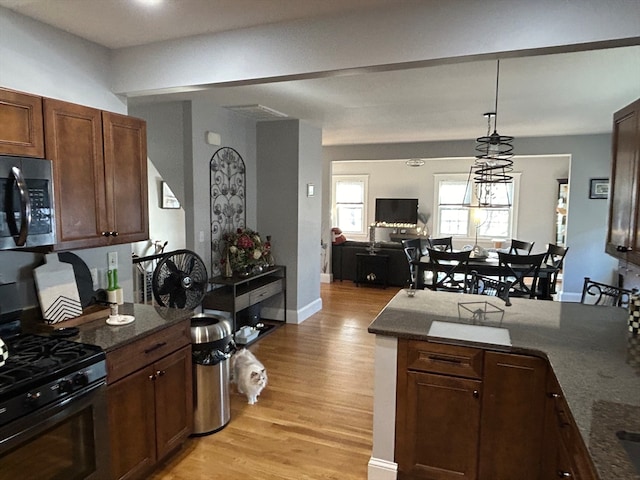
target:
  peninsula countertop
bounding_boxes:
[368,289,640,480]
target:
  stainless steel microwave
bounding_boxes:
[0,155,56,250]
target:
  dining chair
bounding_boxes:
[425,248,470,292]
[580,277,635,308]
[508,239,535,255]
[468,270,512,306]
[541,244,569,298]
[427,236,453,252]
[402,238,423,288]
[497,252,546,299]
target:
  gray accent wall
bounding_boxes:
[257,120,322,323]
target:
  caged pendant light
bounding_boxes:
[463,60,514,209]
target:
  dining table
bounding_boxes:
[416,250,557,299]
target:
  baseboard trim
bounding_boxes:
[286,297,323,324]
[320,273,333,283]
[368,457,397,480]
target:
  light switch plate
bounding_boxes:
[108,252,118,269]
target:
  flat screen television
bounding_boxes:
[375,198,419,224]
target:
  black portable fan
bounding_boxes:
[152,249,208,309]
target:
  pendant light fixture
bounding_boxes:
[462,60,514,209]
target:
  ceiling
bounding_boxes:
[2,0,639,146]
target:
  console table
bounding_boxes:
[356,253,389,288]
[202,266,286,342]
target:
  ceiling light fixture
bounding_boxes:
[406,158,425,167]
[462,59,514,209]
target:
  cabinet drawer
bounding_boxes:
[249,278,283,305]
[406,340,483,379]
[107,320,191,383]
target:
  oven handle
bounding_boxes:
[10,166,31,246]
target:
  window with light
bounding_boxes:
[434,173,519,239]
[333,175,368,234]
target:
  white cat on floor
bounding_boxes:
[231,348,268,405]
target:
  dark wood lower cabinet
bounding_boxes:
[396,340,552,480]
[541,373,599,480]
[108,363,156,480]
[107,326,192,480]
[398,371,481,479]
[478,352,547,480]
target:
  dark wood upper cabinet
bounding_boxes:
[102,111,148,245]
[606,98,640,263]
[0,88,45,158]
[43,98,148,250]
[44,98,108,249]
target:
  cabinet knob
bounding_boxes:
[149,374,156,381]
[616,245,632,252]
[102,231,110,237]
[112,231,119,237]
[156,370,166,377]
[548,392,561,398]
[557,471,571,478]
[472,390,479,398]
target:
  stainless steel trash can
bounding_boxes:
[191,313,233,435]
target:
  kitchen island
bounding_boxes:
[367,289,640,480]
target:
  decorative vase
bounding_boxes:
[223,250,233,278]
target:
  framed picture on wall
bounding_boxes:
[161,182,180,209]
[589,178,609,199]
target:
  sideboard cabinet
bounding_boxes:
[203,266,286,342]
[606,97,640,264]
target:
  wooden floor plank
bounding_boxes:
[150,282,399,480]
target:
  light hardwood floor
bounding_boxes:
[150,282,400,480]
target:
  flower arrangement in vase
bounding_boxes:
[222,228,269,276]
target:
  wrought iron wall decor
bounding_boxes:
[210,147,246,276]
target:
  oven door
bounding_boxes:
[0,381,109,480]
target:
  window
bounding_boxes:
[434,173,519,239]
[333,175,368,234]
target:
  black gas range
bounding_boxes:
[0,333,109,480]
[0,333,106,427]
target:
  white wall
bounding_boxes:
[131,161,186,259]
[110,1,640,96]
[333,155,569,253]
[0,7,124,113]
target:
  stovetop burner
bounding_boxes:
[0,334,105,400]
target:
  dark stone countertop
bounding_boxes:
[368,289,640,480]
[73,303,194,352]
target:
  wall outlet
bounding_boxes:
[108,251,118,269]
[198,231,205,243]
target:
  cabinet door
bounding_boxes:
[102,111,148,244]
[108,366,157,480]
[397,371,481,480]
[44,98,110,249]
[153,346,193,461]
[0,88,44,157]
[478,352,547,480]
[606,98,640,262]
